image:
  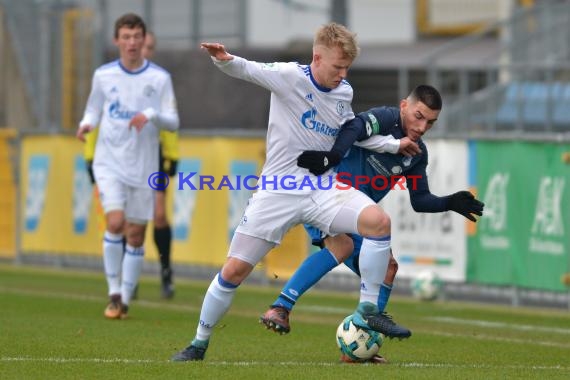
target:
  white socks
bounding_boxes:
[121,245,144,306]
[358,237,391,305]
[102,231,144,305]
[103,231,124,296]
[195,273,238,341]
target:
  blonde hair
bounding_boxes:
[313,22,359,60]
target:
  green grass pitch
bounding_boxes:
[1,264,569,379]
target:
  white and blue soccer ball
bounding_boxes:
[336,315,383,361]
[411,270,443,301]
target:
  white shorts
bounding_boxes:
[234,183,375,244]
[96,175,154,223]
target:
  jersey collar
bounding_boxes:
[118,59,150,75]
[307,66,332,93]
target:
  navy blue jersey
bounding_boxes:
[305,106,450,248]
[338,106,448,212]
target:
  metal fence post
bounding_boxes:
[38,1,52,130]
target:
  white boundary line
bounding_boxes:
[1,357,158,364]
[0,287,200,312]
[422,330,570,349]
[1,357,569,370]
[427,316,570,334]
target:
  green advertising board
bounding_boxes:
[468,142,570,291]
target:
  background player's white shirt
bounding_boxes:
[79,60,179,188]
[214,56,354,193]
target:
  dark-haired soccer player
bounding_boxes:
[261,85,484,363]
[77,13,179,319]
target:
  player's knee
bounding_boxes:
[221,258,253,285]
[153,192,168,227]
[106,220,125,234]
[153,214,168,228]
[358,206,391,237]
[128,235,144,247]
[126,231,145,247]
[378,212,391,235]
[125,224,146,247]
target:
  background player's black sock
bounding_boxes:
[154,225,172,272]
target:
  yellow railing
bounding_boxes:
[0,128,16,258]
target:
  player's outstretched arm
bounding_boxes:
[354,135,421,157]
[297,116,371,175]
[297,118,422,175]
[408,172,484,222]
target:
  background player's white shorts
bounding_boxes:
[96,175,154,223]
[234,184,375,244]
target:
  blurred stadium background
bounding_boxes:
[0,0,569,309]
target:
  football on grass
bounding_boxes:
[336,315,383,361]
[411,270,443,301]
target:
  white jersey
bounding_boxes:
[213,56,355,193]
[79,59,179,188]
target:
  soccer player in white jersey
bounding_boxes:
[171,23,418,362]
[76,13,179,319]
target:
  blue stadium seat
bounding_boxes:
[494,81,569,129]
[553,83,570,128]
[495,82,524,125]
[522,83,548,125]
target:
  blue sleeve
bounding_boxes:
[330,115,369,156]
[358,107,400,137]
[407,152,450,212]
[330,107,398,157]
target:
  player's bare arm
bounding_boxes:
[200,42,234,61]
[76,125,94,142]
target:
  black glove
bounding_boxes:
[85,160,96,185]
[161,158,178,177]
[167,160,178,177]
[447,191,484,222]
[297,150,342,175]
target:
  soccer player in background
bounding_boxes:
[83,30,179,300]
[143,31,179,299]
[171,22,419,362]
[260,85,485,363]
[153,117,178,299]
[77,13,179,319]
